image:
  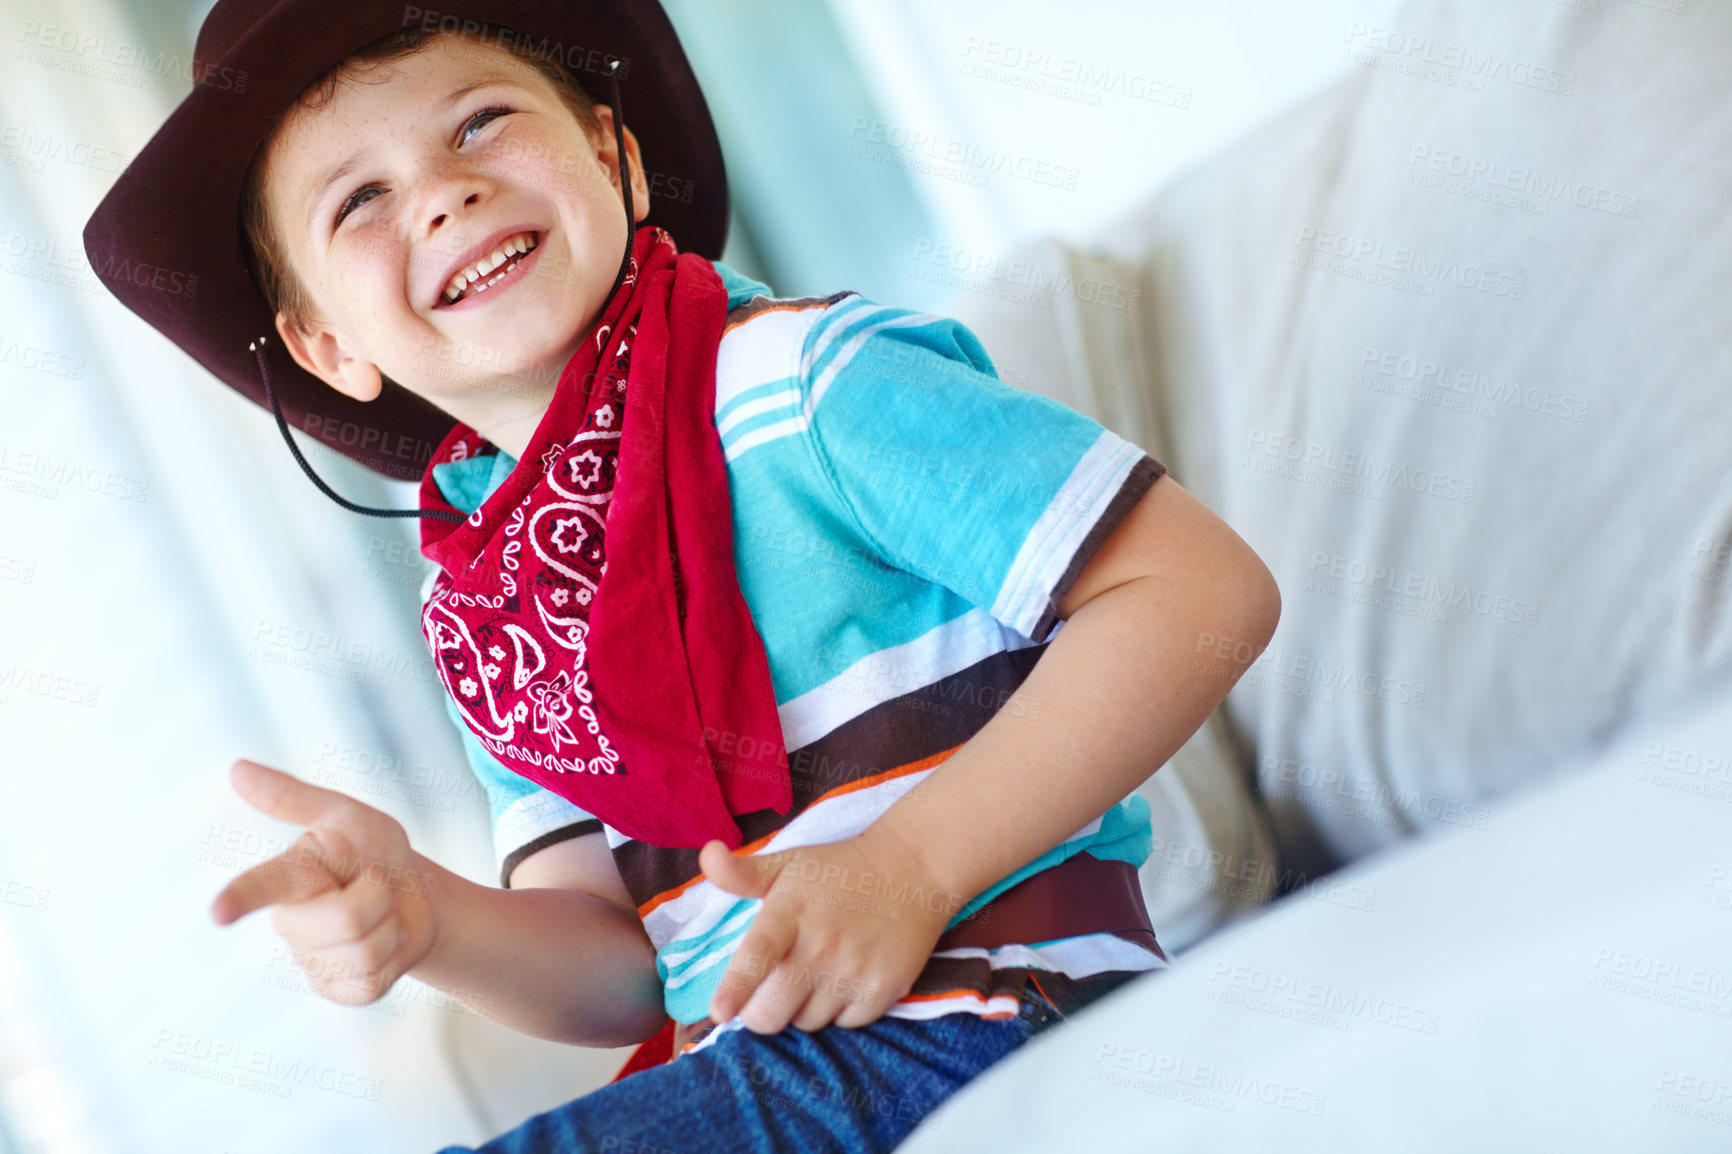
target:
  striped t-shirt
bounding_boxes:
[426,261,1170,1028]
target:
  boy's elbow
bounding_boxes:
[1245,556,1282,649]
[1213,542,1281,659]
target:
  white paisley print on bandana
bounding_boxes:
[419,264,643,778]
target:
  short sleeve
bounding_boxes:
[797,297,1166,642]
[442,692,602,888]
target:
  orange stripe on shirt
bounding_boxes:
[722,297,834,335]
[635,742,964,918]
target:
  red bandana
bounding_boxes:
[417,226,791,849]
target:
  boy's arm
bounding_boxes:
[865,473,1279,911]
[700,475,1280,1032]
[211,761,666,1049]
[406,836,667,1047]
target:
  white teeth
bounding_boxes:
[442,232,537,304]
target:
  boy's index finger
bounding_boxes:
[209,831,342,926]
[228,759,358,829]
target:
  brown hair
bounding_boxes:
[239,23,604,335]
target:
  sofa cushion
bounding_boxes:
[957,0,1732,876]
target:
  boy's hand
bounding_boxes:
[699,827,963,1034]
[210,759,438,1009]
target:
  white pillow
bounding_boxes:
[898,671,1732,1154]
[1065,0,1732,875]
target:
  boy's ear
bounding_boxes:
[274,311,384,403]
[589,105,652,225]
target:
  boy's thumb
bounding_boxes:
[698,840,780,899]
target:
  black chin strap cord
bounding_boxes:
[252,58,639,524]
[604,58,638,311]
[250,334,463,522]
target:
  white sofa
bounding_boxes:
[902,0,1732,1148]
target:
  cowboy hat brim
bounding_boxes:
[82,0,729,480]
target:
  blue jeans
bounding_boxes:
[435,970,1144,1154]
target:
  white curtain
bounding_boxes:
[0,0,572,1148]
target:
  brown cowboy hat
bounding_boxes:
[81,0,728,483]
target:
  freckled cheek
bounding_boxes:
[325,253,406,329]
[510,135,608,205]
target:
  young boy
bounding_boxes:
[85,3,1279,1150]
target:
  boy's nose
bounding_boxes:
[414,151,494,237]
[429,193,484,232]
[426,188,485,237]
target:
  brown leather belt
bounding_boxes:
[935,851,1165,961]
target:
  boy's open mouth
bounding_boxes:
[437,230,543,308]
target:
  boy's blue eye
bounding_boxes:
[459,105,514,146]
[331,106,515,230]
[334,185,382,228]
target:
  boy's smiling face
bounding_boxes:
[261,33,650,457]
